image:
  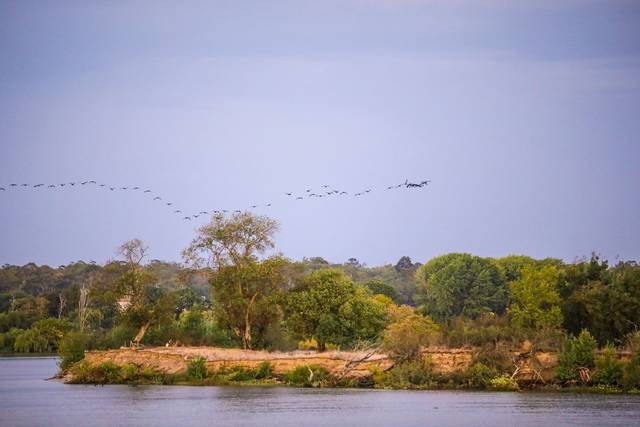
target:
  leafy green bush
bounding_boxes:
[622,352,640,390]
[284,365,329,387]
[592,345,623,386]
[255,361,272,379]
[58,331,90,371]
[187,356,208,380]
[457,363,497,389]
[373,357,435,389]
[488,374,520,391]
[556,330,597,383]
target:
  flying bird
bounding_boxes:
[153,196,161,200]
[285,192,292,196]
[183,216,191,221]
[174,210,182,213]
[143,190,151,193]
[166,202,173,206]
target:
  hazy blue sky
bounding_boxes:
[1,0,639,267]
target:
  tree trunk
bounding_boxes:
[133,321,151,346]
[242,293,259,349]
[317,340,326,352]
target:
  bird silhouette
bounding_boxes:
[265,203,271,207]
[199,211,208,215]
[234,210,241,213]
[153,196,161,200]
[48,185,56,188]
[285,192,292,196]
[251,205,257,208]
[120,187,128,190]
[10,184,17,187]
[296,196,303,200]
[166,202,173,206]
[183,216,191,220]
[132,186,139,190]
[193,214,199,218]
[174,210,182,213]
[0,187,5,191]
[143,190,151,193]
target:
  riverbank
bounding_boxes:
[60,345,637,393]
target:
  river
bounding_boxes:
[1,357,639,426]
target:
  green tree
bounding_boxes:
[284,269,387,351]
[509,265,563,335]
[555,329,597,383]
[414,254,507,322]
[364,279,400,303]
[182,212,279,269]
[13,317,70,353]
[209,257,288,349]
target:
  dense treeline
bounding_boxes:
[1,212,639,391]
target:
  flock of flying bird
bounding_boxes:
[0,179,431,221]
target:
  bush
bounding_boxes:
[284,365,329,387]
[58,331,90,371]
[556,330,597,383]
[374,357,435,389]
[255,361,272,379]
[187,356,208,380]
[488,375,520,391]
[458,363,498,389]
[592,345,623,386]
[381,315,439,361]
[622,352,640,390]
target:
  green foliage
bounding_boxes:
[592,345,623,386]
[441,314,519,349]
[414,253,507,322]
[284,365,329,387]
[457,362,498,389]
[373,357,435,389]
[58,331,90,371]
[509,265,563,335]
[284,269,387,351]
[488,374,520,391]
[556,330,597,383]
[364,279,400,303]
[13,317,70,353]
[622,352,640,390]
[381,314,439,361]
[210,257,288,349]
[187,356,208,380]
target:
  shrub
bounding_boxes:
[58,331,90,371]
[374,357,435,389]
[284,365,329,387]
[488,375,520,391]
[592,345,623,386]
[187,356,208,380]
[381,315,439,361]
[556,330,597,383]
[255,361,272,379]
[622,351,640,390]
[459,363,498,389]
[100,362,123,383]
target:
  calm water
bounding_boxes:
[1,358,639,427]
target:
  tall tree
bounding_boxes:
[414,253,507,322]
[209,257,288,349]
[284,269,387,351]
[509,265,563,334]
[182,212,279,269]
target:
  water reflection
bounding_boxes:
[1,357,639,427]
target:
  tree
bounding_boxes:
[182,212,279,269]
[381,314,439,361]
[364,279,400,303]
[209,257,288,349]
[284,269,387,351]
[509,265,563,335]
[414,254,507,322]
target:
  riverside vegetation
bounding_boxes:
[2,212,640,393]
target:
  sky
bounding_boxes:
[1,0,639,267]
